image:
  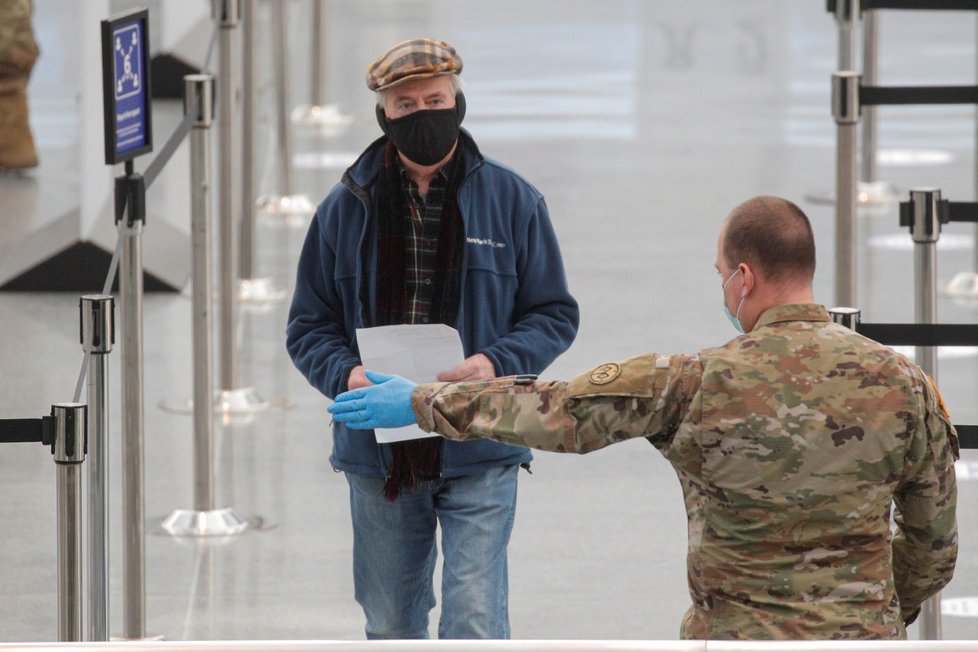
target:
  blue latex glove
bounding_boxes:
[328,370,418,430]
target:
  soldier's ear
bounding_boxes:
[739,264,752,297]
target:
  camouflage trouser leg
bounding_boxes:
[0,0,39,169]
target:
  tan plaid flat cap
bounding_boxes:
[366,38,462,91]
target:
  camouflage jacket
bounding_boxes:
[411,303,959,640]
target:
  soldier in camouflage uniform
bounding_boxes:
[330,195,958,640]
[0,0,39,169]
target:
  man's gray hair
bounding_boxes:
[375,74,463,107]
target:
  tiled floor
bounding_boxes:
[2,0,977,643]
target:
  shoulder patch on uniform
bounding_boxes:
[589,363,621,385]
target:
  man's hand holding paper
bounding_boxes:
[342,324,466,442]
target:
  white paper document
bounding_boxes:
[354,324,465,443]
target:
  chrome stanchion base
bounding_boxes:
[256,193,316,229]
[160,507,254,537]
[942,271,978,300]
[804,180,901,211]
[239,277,288,306]
[290,103,353,135]
[159,388,293,415]
[216,387,270,414]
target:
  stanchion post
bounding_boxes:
[908,188,943,639]
[116,166,147,640]
[52,402,87,642]
[237,0,286,304]
[271,0,294,197]
[829,306,861,329]
[310,0,327,108]
[255,0,315,227]
[291,0,351,131]
[213,0,272,412]
[159,74,253,537]
[80,295,114,642]
[834,0,860,71]
[833,71,861,307]
[188,75,217,513]
[216,0,241,393]
[240,0,257,281]
[909,188,941,379]
[861,9,878,183]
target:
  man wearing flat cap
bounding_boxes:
[287,38,579,639]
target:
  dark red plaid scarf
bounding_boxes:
[363,142,466,501]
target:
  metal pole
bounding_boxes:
[237,0,286,305]
[216,0,240,392]
[240,0,258,281]
[53,402,87,642]
[187,75,217,513]
[908,187,942,639]
[161,74,252,538]
[271,0,294,197]
[291,0,352,132]
[212,0,271,413]
[911,188,940,378]
[829,306,861,329]
[833,71,860,307]
[311,0,327,107]
[835,0,859,71]
[861,9,877,183]
[80,295,114,642]
[119,181,146,640]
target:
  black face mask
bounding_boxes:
[376,93,466,166]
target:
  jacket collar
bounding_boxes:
[752,303,832,331]
[342,128,484,193]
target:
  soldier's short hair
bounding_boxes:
[723,196,816,282]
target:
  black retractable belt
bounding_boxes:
[863,0,978,10]
[945,202,978,223]
[827,0,978,12]
[860,85,978,106]
[956,426,978,450]
[899,200,978,227]
[858,323,978,348]
[0,415,55,449]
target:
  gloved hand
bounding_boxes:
[328,370,418,429]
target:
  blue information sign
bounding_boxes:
[101,8,153,164]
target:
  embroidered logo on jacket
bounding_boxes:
[466,236,506,249]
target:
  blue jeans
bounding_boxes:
[345,464,519,639]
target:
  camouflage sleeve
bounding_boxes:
[411,353,701,453]
[892,372,959,622]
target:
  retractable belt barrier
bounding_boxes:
[828,0,978,12]
[832,182,978,452]
[899,199,978,226]
[0,414,56,446]
[830,76,978,308]
[860,85,978,106]
[825,2,978,638]
[0,404,88,641]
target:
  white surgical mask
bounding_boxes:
[722,268,745,333]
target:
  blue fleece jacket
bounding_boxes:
[286,131,579,477]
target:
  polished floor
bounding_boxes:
[2,0,978,643]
